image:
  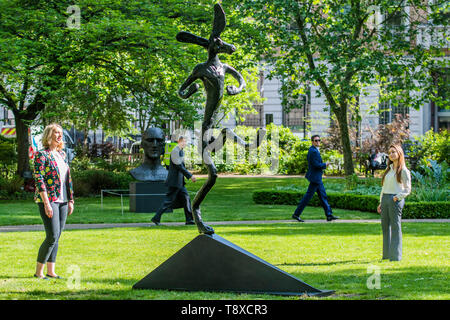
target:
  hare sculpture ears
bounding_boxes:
[176,3,226,48]
[176,31,209,49]
[212,3,226,38]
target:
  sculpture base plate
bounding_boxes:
[133,234,334,297]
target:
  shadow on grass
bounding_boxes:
[298,266,448,298]
[276,260,373,267]
[126,222,449,239]
[213,223,450,237]
[4,265,447,300]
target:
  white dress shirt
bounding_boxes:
[379,164,411,203]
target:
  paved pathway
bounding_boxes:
[0,219,448,233]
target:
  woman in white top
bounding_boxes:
[377,144,411,261]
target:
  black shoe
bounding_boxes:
[151,217,160,225]
[326,215,339,221]
[185,220,195,225]
[33,274,49,280]
[292,215,304,222]
[46,274,63,279]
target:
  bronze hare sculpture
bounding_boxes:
[176,3,265,235]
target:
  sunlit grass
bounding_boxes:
[0,177,377,226]
[0,223,448,300]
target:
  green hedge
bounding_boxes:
[402,201,450,219]
[253,189,450,219]
[72,169,135,197]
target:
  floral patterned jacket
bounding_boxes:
[33,149,74,204]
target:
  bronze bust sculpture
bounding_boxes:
[129,127,168,182]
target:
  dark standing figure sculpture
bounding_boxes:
[176,4,265,235]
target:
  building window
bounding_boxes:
[430,0,450,25]
[284,104,309,133]
[239,105,263,128]
[385,9,403,28]
[381,5,409,42]
[282,89,310,133]
[265,113,274,125]
[285,108,304,127]
[435,68,449,112]
[379,101,409,125]
[433,68,450,132]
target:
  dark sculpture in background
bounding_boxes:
[129,127,168,182]
[176,3,265,235]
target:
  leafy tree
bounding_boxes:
[238,0,449,175]
[0,0,182,176]
[120,56,203,136]
[0,0,262,176]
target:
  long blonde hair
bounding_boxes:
[42,123,65,151]
[381,144,405,185]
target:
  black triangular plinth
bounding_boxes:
[133,234,334,296]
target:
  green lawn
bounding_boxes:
[1,177,447,300]
[0,177,378,226]
[0,223,448,300]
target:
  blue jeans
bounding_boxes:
[293,182,332,217]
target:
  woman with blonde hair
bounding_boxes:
[377,144,411,261]
[33,123,74,279]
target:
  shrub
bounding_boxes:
[322,150,344,176]
[279,140,309,174]
[0,175,23,194]
[407,130,450,168]
[402,202,450,219]
[344,173,359,190]
[70,156,94,171]
[71,169,135,196]
[91,158,132,173]
[410,159,449,202]
[0,175,33,200]
[185,124,301,175]
[253,189,450,219]
[72,178,92,197]
[88,142,117,159]
[0,137,17,178]
[361,114,410,155]
[253,189,380,212]
[276,177,382,195]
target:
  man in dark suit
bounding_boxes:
[292,135,339,222]
[151,136,196,225]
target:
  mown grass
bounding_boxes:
[1,177,447,300]
[0,223,448,300]
[0,177,378,226]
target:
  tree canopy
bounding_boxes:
[0,0,262,176]
[238,0,449,175]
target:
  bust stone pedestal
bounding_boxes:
[129,181,172,213]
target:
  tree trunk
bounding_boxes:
[335,108,354,176]
[83,127,89,156]
[15,116,31,178]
